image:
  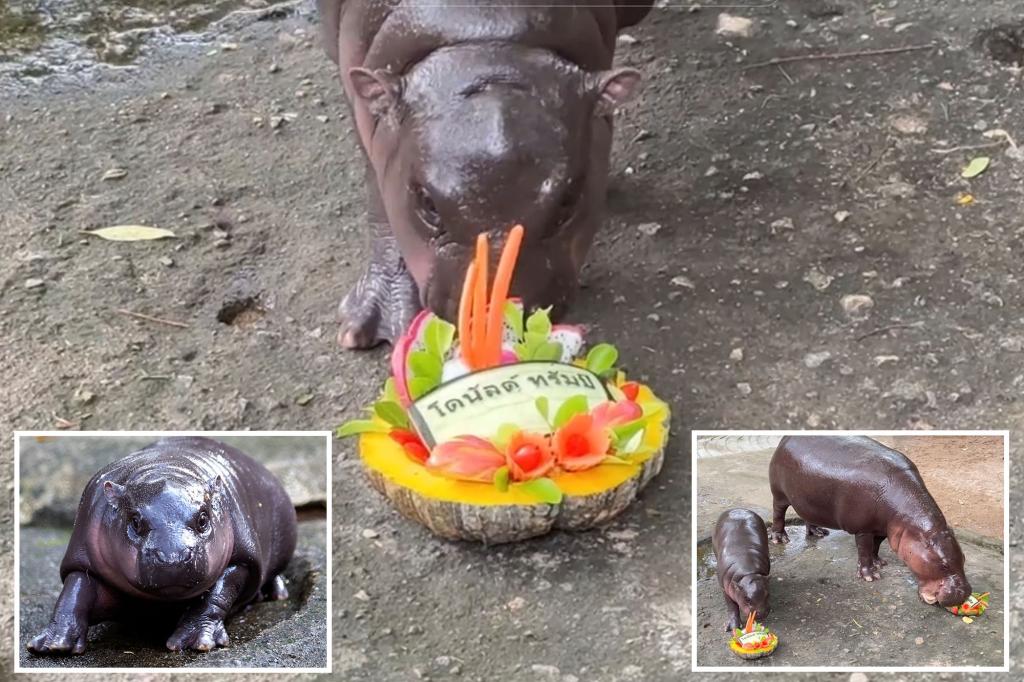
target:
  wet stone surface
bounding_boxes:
[696,523,1005,668]
[18,518,327,668]
[18,435,328,525]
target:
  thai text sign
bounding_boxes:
[409,362,611,448]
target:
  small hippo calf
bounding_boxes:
[28,437,297,654]
[769,435,971,607]
[713,508,771,631]
[317,0,654,348]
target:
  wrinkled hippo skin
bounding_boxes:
[713,508,771,631]
[768,435,971,607]
[27,437,297,655]
[317,0,654,348]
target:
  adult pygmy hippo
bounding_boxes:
[769,435,971,607]
[713,508,771,630]
[317,0,653,348]
[28,437,297,654]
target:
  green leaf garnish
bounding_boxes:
[516,477,563,504]
[612,419,648,451]
[504,301,524,342]
[553,395,589,428]
[493,423,520,450]
[493,466,510,492]
[373,400,409,429]
[383,377,400,404]
[424,318,456,360]
[408,350,442,385]
[585,343,619,376]
[535,396,550,423]
[525,307,553,337]
[336,420,390,438]
[408,376,436,400]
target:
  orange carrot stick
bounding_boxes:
[745,611,756,633]
[484,224,525,365]
[458,261,478,367]
[471,233,489,368]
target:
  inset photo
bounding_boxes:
[692,432,1008,672]
[14,432,331,673]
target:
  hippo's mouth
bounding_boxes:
[919,590,938,605]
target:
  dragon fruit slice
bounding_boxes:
[550,324,585,362]
[390,310,434,406]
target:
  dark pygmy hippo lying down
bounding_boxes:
[768,435,971,607]
[316,0,654,348]
[713,508,771,631]
[28,437,297,655]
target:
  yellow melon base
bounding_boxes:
[358,384,670,543]
[729,634,778,660]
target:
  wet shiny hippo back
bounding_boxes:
[768,435,970,607]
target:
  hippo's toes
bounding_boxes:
[263,574,289,601]
[726,617,742,631]
[167,617,230,652]
[27,622,87,655]
[806,524,830,538]
[337,263,420,349]
[858,564,882,581]
[769,529,790,544]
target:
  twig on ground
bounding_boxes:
[931,141,1007,155]
[776,64,795,84]
[856,322,922,342]
[745,44,937,70]
[115,308,190,329]
[844,141,894,187]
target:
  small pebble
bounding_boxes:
[840,294,874,318]
[736,382,752,396]
[729,348,744,362]
[362,529,380,539]
[24,278,45,290]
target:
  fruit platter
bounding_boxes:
[339,225,671,543]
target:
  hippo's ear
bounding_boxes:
[204,475,223,502]
[102,480,126,507]
[349,67,401,116]
[592,68,642,117]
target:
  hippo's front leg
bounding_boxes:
[337,165,420,349]
[28,571,102,655]
[166,565,248,652]
[854,533,883,581]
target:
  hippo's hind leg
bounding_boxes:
[27,571,104,655]
[855,533,883,581]
[262,574,289,601]
[723,592,742,631]
[871,534,888,569]
[337,164,421,349]
[769,496,790,544]
[806,523,830,538]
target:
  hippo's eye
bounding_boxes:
[412,183,442,233]
[195,511,210,532]
[130,513,146,535]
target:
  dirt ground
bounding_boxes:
[693,434,1006,668]
[2,1,1024,680]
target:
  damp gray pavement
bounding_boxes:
[2,0,1024,680]
[695,525,1005,668]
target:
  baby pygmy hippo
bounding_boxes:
[28,437,297,654]
[713,508,771,631]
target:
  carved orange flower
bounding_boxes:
[425,436,505,482]
[553,414,611,472]
[389,428,429,464]
[505,431,555,481]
